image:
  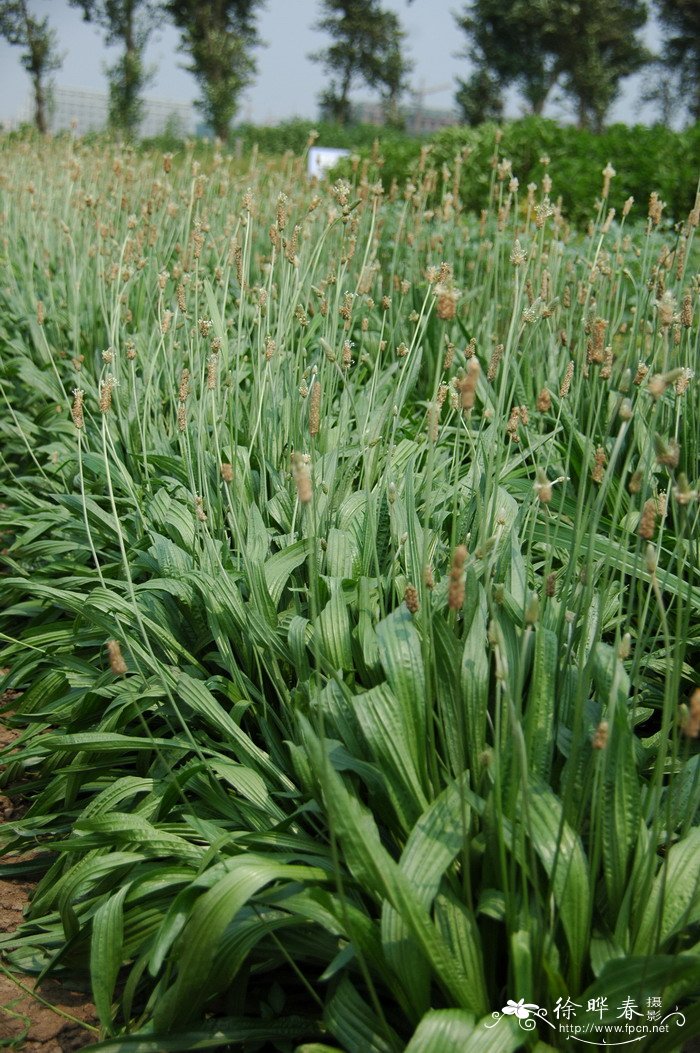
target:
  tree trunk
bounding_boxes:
[33,73,47,134]
[124,0,138,135]
[338,64,352,124]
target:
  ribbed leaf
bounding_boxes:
[405,1009,522,1053]
[318,586,353,670]
[633,827,700,954]
[460,580,489,777]
[264,539,309,605]
[324,977,402,1053]
[91,884,129,1031]
[83,1016,317,1052]
[524,627,558,780]
[517,781,591,976]
[153,856,328,1029]
[303,723,482,1011]
[375,606,426,780]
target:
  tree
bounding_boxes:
[0,1,62,134]
[554,0,650,131]
[455,0,558,121]
[652,0,700,124]
[455,0,650,131]
[68,0,160,137]
[455,67,503,126]
[165,0,264,140]
[310,0,412,125]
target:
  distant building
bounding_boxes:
[19,87,196,137]
[350,98,459,135]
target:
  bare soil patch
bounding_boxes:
[1,703,98,1051]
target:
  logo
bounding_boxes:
[485,994,687,1046]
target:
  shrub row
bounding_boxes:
[359,117,700,226]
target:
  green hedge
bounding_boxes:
[232,118,415,155]
[354,117,700,226]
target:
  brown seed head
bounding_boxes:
[647,373,667,400]
[534,468,552,503]
[309,382,321,437]
[681,688,700,738]
[560,360,574,397]
[99,376,114,414]
[276,192,288,231]
[71,388,85,430]
[638,498,658,540]
[460,358,480,411]
[106,639,127,676]
[536,388,552,413]
[592,721,609,750]
[681,292,693,328]
[404,584,420,614]
[591,446,607,484]
[207,353,218,390]
[292,453,312,504]
[487,343,504,382]
[628,470,642,494]
[674,367,693,396]
[648,192,665,226]
[448,545,468,611]
[655,436,680,469]
[436,287,458,319]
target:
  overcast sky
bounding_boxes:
[0,0,658,128]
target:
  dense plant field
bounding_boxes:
[0,132,699,1052]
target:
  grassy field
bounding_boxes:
[0,131,699,1052]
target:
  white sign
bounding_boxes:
[307,146,350,180]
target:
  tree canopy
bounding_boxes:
[653,0,700,123]
[310,0,412,125]
[0,0,62,133]
[165,0,265,140]
[68,0,161,136]
[455,0,649,131]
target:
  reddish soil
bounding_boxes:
[1,691,99,1051]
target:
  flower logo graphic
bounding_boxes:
[502,999,540,1020]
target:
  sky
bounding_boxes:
[0,0,659,129]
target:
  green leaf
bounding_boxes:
[91,884,129,1032]
[174,672,290,787]
[517,781,591,977]
[153,855,328,1029]
[318,586,353,671]
[264,539,309,606]
[302,722,482,1012]
[577,955,700,1026]
[594,645,640,916]
[324,978,402,1053]
[354,683,427,829]
[633,827,700,954]
[524,627,558,780]
[82,1016,317,1052]
[375,606,426,780]
[460,580,489,777]
[405,1009,522,1053]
